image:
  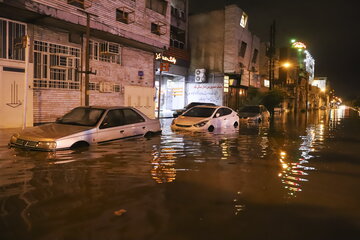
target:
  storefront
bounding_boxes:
[155,52,188,117]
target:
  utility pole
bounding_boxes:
[22,35,30,129]
[269,20,276,90]
[78,9,98,106]
[157,56,163,119]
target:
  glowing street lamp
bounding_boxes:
[282,62,292,68]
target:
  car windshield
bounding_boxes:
[185,102,214,109]
[239,106,260,113]
[56,107,105,126]
[183,107,216,118]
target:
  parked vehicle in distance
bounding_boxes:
[238,105,270,123]
[9,106,161,151]
[171,105,239,132]
[173,102,216,117]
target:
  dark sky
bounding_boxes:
[190,0,359,99]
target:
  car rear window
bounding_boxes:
[183,107,216,118]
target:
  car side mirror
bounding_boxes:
[215,113,220,118]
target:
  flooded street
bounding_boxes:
[1,109,359,240]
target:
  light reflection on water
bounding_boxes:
[0,109,359,239]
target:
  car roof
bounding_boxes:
[78,106,135,110]
[189,102,215,105]
[190,105,227,109]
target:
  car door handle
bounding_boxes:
[224,118,227,120]
[120,130,124,133]
[142,126,146,129]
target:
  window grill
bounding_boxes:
[0,19,26,60]
[33,40,80,90]
[89,40,121,64]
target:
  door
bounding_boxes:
[213,108,232,128]
[0,68,33,128]
[97,109,130,143]
[122,108,147,136]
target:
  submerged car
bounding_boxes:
[9,106,161,151]
[238,105,270,123]
[171,105,239,132]
[173,102,216,117]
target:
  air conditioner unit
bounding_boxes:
[100,42,120,55]
[99,82,113,93]
[195,69,206,82]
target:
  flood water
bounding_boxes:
[0,109,359,240]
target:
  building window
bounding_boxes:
[116,7,135,24]
[239,41,247,58]
[0,19,26,61]
[146,0,167,15]
[170,26,185,49]
[252,49,258,63]
[67,0,85,9]
[171,6,185,20]
[240,12,248,28]
[151,22,166,35]
[89,40,121,64]
[33,40,80,89]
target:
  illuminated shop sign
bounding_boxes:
[224,76,229,93]
[155,53,177,64]
[291,41,307,49]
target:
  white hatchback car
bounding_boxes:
[171,105,239,132]
[9,106,161,151]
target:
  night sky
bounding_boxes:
[190,0,359,100]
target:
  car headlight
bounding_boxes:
[37,141,57,150]
[10,133,19,144]
[194,120,208,127]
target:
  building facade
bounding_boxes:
[0,0,171,128]
[155,0,190,117]
[188,4,261,111]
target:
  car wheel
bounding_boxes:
[208,125,215,132]
[70,141,89,150]
[144,131,154,138]
[234,121,239,128]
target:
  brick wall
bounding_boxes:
[33,89,81,123]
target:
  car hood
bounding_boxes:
[16,123,94,141]
[238,112,260,118]
[175,116,210,125]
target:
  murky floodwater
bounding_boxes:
[0,109,359,240]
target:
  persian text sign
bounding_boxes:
[155,53,177,64]
[186,83,223,105]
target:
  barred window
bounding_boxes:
[0,18,26,60]
[33,40,81,90]
[89,40,121,64]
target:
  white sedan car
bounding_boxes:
[171,105,239,132]
[238,105,270,123]
[9,106,161,151]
